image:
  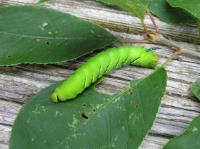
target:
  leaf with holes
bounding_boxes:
[163,115,200,149]
[0,5,116,66]
[191,79,200,101]
[10,67,167,149]
[96,0,149,21]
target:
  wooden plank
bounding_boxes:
[0,0,200,149]
[0,124,11,147]
[0,39,199,149]
[0,144,8,149]
[0,41,199,148]
[2,0,200,43]
[0,46,199,102]
[139,135,169,149]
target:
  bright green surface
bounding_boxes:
[191,79,200,101]
[51,46,159,102]
[163,115,200,149]
[0,6,116,66]
[10,68,167,149]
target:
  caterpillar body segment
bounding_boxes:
[51,45,158,102]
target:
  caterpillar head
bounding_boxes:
[51,87,77,103]
[51,88,68,103]
[51,91,72,103]
[51,92,59,103]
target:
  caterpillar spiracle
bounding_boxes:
[51,45,159,102]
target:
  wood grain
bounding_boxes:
[0,0,200,148]
[3,0,200,43]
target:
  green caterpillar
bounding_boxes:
[51,45,158,102]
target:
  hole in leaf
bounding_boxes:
[82,103,86,107]
[46,41,49,45]
[135,104,139,108]
[81,113,88,119]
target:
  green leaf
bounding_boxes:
[167,0,200,20]
[149,0,198,25]
[191,79,200,101]
[0,6,116,66]
[96,0,149,21]
[163,115,200,149]
[10,68,167,149]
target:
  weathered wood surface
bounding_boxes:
[0,0,200,149]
